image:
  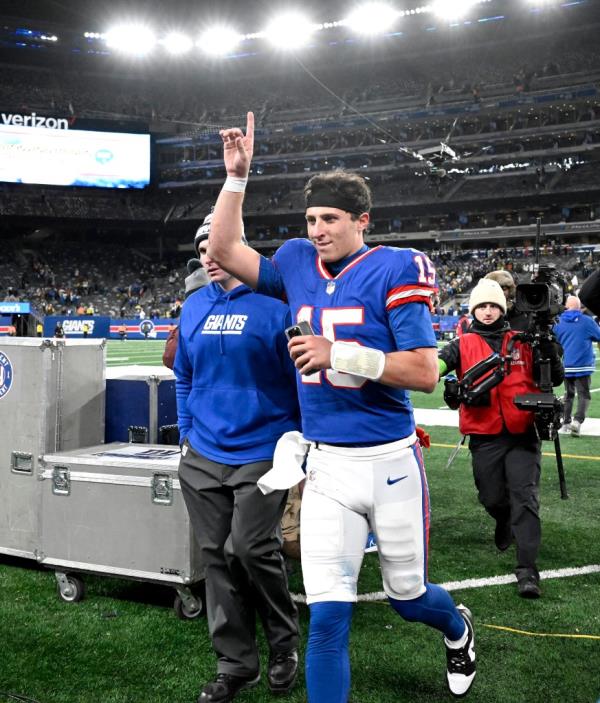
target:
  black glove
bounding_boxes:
[443,376,462,410]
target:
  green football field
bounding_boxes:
[106,339,169,367]
[1,425,598,703]
[0,340,598,703]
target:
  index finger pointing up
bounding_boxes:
[246,111,254,141]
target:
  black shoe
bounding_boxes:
[268,649,299,693]
[445,605,476,698]
[518,575,541,599]
[198,672,260,703]
[494,519,512,552]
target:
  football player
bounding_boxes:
[208,112,476,702]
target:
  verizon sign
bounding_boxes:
[1,112,69,130]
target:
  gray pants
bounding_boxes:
[563,375,592,424]
[470,431,541,581]
[179,442,299,678]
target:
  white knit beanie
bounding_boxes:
[469,279,507,315]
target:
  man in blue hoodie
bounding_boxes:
[554,295,600,436]
[174,213,300,703]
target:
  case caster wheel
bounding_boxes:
[173,587,203,620]
[55,572,85,603]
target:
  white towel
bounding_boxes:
[257,431,310,495]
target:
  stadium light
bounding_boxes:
[105,24,156,56]
[161,32,193,55]
[197,26,242,56]
[430,0,478,20]
[263,13,316,49]
[343,3,401,35]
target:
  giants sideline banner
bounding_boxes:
[0,315,12,335]
[43,316,111,338]
[41,316,175,339]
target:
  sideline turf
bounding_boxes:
[1,427,599,703]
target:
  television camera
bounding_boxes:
[511,263,567,450]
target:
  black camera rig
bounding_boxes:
[443,353,505,410]
[446,332,564,442]
[512,221,567,444]
[443,340,567,499]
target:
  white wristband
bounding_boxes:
[223,176,248,193]
[330,341,386,381]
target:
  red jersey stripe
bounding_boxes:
[386,295,434,311]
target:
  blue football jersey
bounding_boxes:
[270,238,438,443]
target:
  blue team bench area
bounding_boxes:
[1,313,460,340]
[42,316,175,340]
[0,315,459,339]
[25,314,459,340]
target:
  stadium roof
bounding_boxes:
[2,0,598,70]
[1,0,352,33]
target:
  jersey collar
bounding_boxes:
[316,246,381,281]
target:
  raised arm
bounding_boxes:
[208,111,261,289]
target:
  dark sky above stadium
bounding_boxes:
[2,0,350,33]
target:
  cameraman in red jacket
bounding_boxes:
[438,279,563,599]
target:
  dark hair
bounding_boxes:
[304,170,372,217]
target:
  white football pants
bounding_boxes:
[300,433,430,604]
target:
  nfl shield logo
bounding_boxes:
[326,281,336,296]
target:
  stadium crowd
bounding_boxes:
[0,241,595,317]
[0,243,188,318]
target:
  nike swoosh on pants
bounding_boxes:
[386,475,408,485]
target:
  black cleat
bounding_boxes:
[198,672,260,703]
[445,605,476,697]
[268,649,299,693]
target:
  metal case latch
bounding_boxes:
[152,473,172,505]
[52,466,71,495]
[128,425,149,444]
[11,451,34,475]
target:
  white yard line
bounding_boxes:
[290,564,600,603]
[414,408,600,436]
[107,353,162,359]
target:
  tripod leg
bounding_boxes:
[554,435,569,500]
